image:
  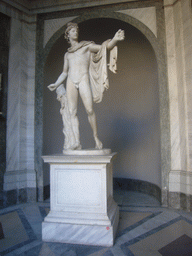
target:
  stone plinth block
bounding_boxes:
[42,150,119,247]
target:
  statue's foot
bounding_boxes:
[95,137,103,150]
[75,143,82,150]
[67,142,82,150]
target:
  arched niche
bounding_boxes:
[36,13,170,205]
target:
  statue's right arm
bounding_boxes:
[48,53,69,91]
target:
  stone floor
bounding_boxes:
[1,190,192,255]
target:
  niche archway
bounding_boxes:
[42,17,165,202]
[35,7,170,205]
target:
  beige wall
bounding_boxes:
[43,18,161,187]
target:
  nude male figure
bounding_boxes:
[48,23,124,150]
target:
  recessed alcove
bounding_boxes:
[43,18,161,202]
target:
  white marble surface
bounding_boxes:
[173,1,187,172]
[6,17,36,173]
[63,148,111,155]
[180,0,192,170]
[6,18,22,172]
[42,207,119,246]
[164,0,184,171]
[47,24,124,151]
[169,170,192,195]
[3,4,37,196]
[163,0,192,204]
[117,7,157,37]
[164,0,192,180]
[42,153,119,246]
[43,154,116,164]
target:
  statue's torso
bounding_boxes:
[67,44,91,84]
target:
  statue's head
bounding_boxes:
[65,22,79,42]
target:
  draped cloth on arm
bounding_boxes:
[89,39,118,103]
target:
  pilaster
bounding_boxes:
[2,3,37,205]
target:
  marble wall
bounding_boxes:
[164,0,192,210]
[0,2,37,205]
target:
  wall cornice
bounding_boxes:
[2,0,161,15]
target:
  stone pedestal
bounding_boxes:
[42,150,119,247]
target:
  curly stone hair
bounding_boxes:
[64,22,79,42]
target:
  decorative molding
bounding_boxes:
[1,0,139,15]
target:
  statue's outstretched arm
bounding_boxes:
[89,43,101,53]
[107,29,125,50]
[48,53,69,91]
[89,29,124,54]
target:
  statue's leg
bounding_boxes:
[66,78,81,150]
[79,76,103,149]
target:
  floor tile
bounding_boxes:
[1,191,192,256]
[158,234,192,256]
[0,209,37,255]
[123,219,192,256]
[118,211,152,232]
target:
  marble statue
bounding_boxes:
[48,22,124,151]
[56,84,76,150]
